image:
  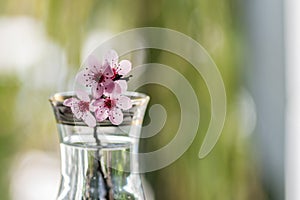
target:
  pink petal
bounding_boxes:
[115,80,127,93]
[109,108,123,125]
[103,65,114,78]
[89,101,97,112]
[95,107,109,122]
[63,98,77,107]
[82,112,96,127]
[76,70,92,87]
[76,90,90,102]
[102,76,113,85]
[104,50,118,67]
[92,99,105,107]
[102,79,121,94]
[88,55,102,74]
[78,68,98,88]
[118,60,132,75]
[71,105,83,119]
[103,81,116,93]
[116,96,132,110]
[112,83,122,94]
[92,84,104,99]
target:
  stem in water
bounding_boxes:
[93,127,114,200]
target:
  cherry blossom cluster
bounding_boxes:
[63,50,132,127]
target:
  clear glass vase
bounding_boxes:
[50,91,149,200]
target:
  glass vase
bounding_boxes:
[50,91,149,200]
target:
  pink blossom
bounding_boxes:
[103,50,132,76]
[63,90,96,127]
[76,55,113,99]
[69,49,133,126]
[93,94,132,125]
[77,50,131,98]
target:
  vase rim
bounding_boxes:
[49,91,150,105]
[49,91,149,126]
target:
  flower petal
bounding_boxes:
[76,70,92,87]
[71,105,83,119]
[104,81,116,93]
[92,99,105,107]
[88,55,103,74]
[118,60,132,75]
[115,80,127,93]
[117,95,132,110]
[104,50,118,67]
[92,84,104,99]
[95,107,109,122]
[109,108,123,125]
[63,98,77,107]
[89,101,97,112]
[76,69,98,88]
[102,76,113,85]
[76,90,90,102]
[82,112,96,127]
[103,65,114,78]
[112,82,122,94]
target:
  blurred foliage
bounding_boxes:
[0,77,20,200]
[0,0,268,199]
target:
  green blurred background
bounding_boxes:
[0,0,287,200]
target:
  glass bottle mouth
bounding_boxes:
[49,91,149,126]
